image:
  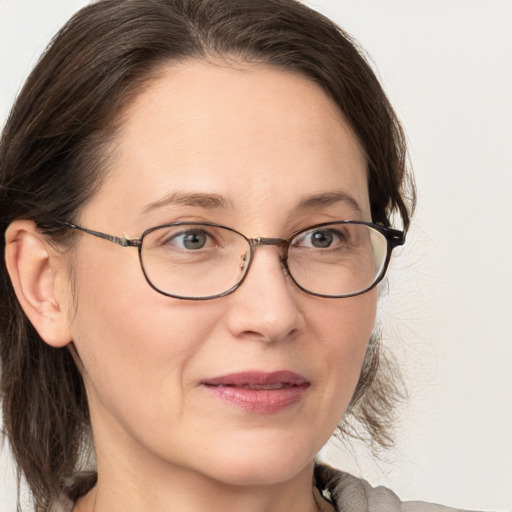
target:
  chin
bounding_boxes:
[205,461,311,488]
[193,436,317,487]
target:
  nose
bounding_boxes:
[224,245,305,343]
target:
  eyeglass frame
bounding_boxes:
[56,220,405,300]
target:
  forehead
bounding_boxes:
[82,60,369,230]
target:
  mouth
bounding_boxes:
[200,371,310,413]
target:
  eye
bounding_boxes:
[167,229,213,250]
[293,227,345,249]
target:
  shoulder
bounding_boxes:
[314,463,477,512]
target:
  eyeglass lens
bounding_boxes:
[139,223,389,299]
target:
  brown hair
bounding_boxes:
[0,0,414,509]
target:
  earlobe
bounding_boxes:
[5,220,73,347]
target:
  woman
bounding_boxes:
[0,0,471,511]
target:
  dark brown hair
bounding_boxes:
[0,0,414,509]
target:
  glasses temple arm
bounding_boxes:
[387,228,406,248]
[58,221,140,247]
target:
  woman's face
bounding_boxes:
[66,61,376,486]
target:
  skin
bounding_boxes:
[6,60,376,512]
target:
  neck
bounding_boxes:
[75,465,332,512]
[75,420,332,512]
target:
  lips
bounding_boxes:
[201,371,310,413]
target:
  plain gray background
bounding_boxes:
[1,1,511,510]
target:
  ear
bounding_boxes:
[5,220,73,347]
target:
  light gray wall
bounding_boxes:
[1,1,511,510]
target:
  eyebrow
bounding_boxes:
[142,191,234,213]
[142,189,363,217]
[296,191,364,216]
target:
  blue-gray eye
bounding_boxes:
[309,229,334,248]
[172,230,208,250]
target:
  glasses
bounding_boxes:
[59,220,405,300]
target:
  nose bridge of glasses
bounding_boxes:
[247,237,289,269]
[249,237,288,253]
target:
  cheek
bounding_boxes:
[311,288,376,357]
[67,248,222,422]
[307,290,377,415]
